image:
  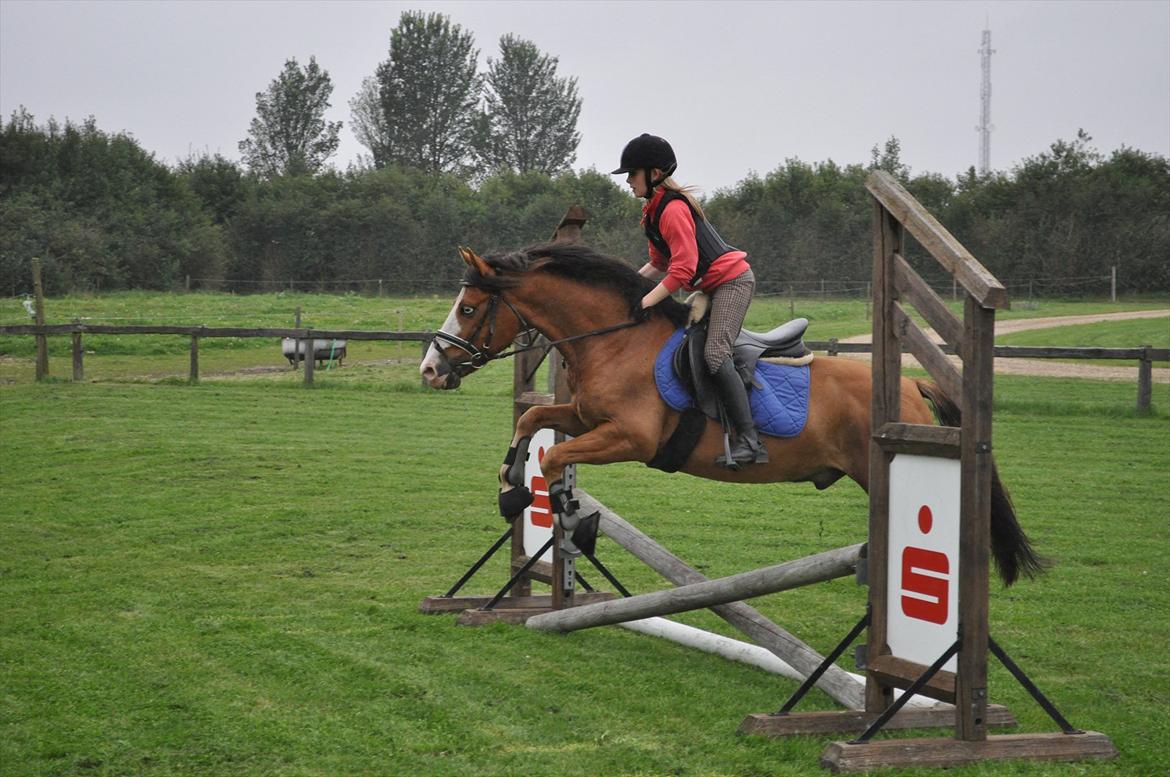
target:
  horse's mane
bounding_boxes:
[463,242,691,328]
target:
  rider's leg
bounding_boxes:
[705,269,768,468]
[711,358,768,467]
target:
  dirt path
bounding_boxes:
[838,309,1170,383]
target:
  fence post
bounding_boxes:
[827,337,839,357]
[71,319,83,381]
[304,338,315,386]
[293,307,302,371]
[1111,266,1117,302]
[1137,345,1152,413]
[189,335,200,384]
[788,285,795,319]
[32,258,48,381]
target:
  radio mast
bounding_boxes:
[977,23,995,175]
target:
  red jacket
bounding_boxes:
[643,187,750,294]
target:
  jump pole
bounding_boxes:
[526,543,864,632]
[580,491,868,710]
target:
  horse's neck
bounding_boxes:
[517,279,644,368]
[519,280,624,340]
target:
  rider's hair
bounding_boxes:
[659,177,706,221]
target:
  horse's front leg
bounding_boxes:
[497,404,590,519]
[537,420,658,555]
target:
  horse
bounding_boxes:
[419,242,1042,586]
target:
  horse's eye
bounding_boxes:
[460,305,475,316]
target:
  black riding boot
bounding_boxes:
[712,359,769,469]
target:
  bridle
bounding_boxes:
[431,283,645,377]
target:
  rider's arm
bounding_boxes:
[638,262,666,281]
[654,200,699,294]
[640,281,672,309]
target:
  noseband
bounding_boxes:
[431,285,539,370]
[431,283,645,374]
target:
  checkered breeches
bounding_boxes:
[704,268,755,373]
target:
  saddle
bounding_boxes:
[672,317,814,423]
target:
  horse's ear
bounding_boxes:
[460,246,494,276]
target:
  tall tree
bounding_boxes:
[375,11,481,175]
[478,34,581,175]
[238,57,342,178]
[348,76,391,170]
[869,135,910,181]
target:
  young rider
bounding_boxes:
[612,133,768,468]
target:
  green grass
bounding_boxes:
[1,361,1168,776]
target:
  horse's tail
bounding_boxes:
[914,380,1046,587]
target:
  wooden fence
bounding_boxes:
[0,322,1164,409]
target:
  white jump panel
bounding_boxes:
[522,427,557,562]
[887,454,961,672]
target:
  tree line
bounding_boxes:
[4,115,1165,299]
[0,8,1166,298]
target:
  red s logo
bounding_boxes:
[900,547,949,624]
[899,504,950,625]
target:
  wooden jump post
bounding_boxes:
[742,171,1116,772]
[419,206,614,624]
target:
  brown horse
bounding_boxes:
[419,242,1041,585]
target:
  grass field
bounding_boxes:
[2,296,1168,777]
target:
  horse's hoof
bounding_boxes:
[570,512,600,557]
[498,486,534,518]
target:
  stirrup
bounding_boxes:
[716,431,739,471]
[717,433,769,469]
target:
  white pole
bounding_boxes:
[619,617,805,681]
[615,617,937,709]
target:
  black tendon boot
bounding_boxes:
[712,359,769,469]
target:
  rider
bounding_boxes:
[612,133,768,468]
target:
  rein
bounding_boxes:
[431,285,645,378]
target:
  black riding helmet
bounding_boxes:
[612,134,678,198]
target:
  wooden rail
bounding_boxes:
[0,324,1162,407]
[0,323,432,386]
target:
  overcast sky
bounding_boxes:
[2,0,1167,193]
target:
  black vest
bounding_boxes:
[644,190,740,287]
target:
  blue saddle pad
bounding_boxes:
[654,328,810,438]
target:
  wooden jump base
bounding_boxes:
[527,543,864,633]
[820,732,1119,773]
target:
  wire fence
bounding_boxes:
[0,272,1129,313]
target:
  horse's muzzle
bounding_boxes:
[420,345,465,390]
